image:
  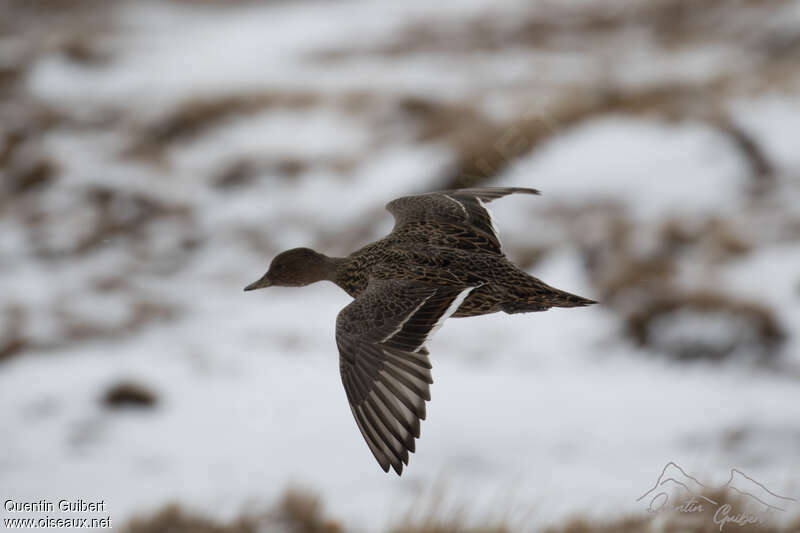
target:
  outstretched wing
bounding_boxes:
[336,279,476,475]
[385,187,540,254]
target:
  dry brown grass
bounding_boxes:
[272,490,343,533]
[124,75,780,197]
[550,486,800,533]
[122,490,342,533]
[0,305,28,364]
[436,82,779,192]
[391,517,510,533]
[0,64,23,97]
[596,257,676,305]
[392,524,509,533]
[212,155,355,190]
[543,516,650,533]
[4,158,58,195]
[123,504,259,533]
[57,35,112,66]
[25,185,192,260]
[586,215,752,304]
[102,381,158,410]
[625,291,786,362]
[0,296,179,363]
[658,217,753,260]
[59,300,178,344]
[314,0,797,59]
[127,91,321,161]
[122,486,800,533]
[1,106,67,206]
[307,0,792,195]
[389,487,512,533]
[523,198,785,365]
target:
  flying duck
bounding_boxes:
[245,187,595,475]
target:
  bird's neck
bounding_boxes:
[325,255,363,297]
[318,254,346,283]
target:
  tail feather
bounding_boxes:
[502,281,596,314]
[548,289,597,308]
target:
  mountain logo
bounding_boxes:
[637,462,796,529]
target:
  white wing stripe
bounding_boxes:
[380,293,433,344]
[421,286,476,346]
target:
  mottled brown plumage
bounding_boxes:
[245,187,595,475]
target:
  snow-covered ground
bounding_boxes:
[1,0,799,530]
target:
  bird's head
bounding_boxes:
[244,247,334,291]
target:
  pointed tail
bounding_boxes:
[502,279,596,314]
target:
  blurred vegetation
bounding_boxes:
[123,488,800,533]
[123,490,342,533]
[101,381,159,410]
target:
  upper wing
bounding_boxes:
[385,187,540,254]
[336,279,476,475]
